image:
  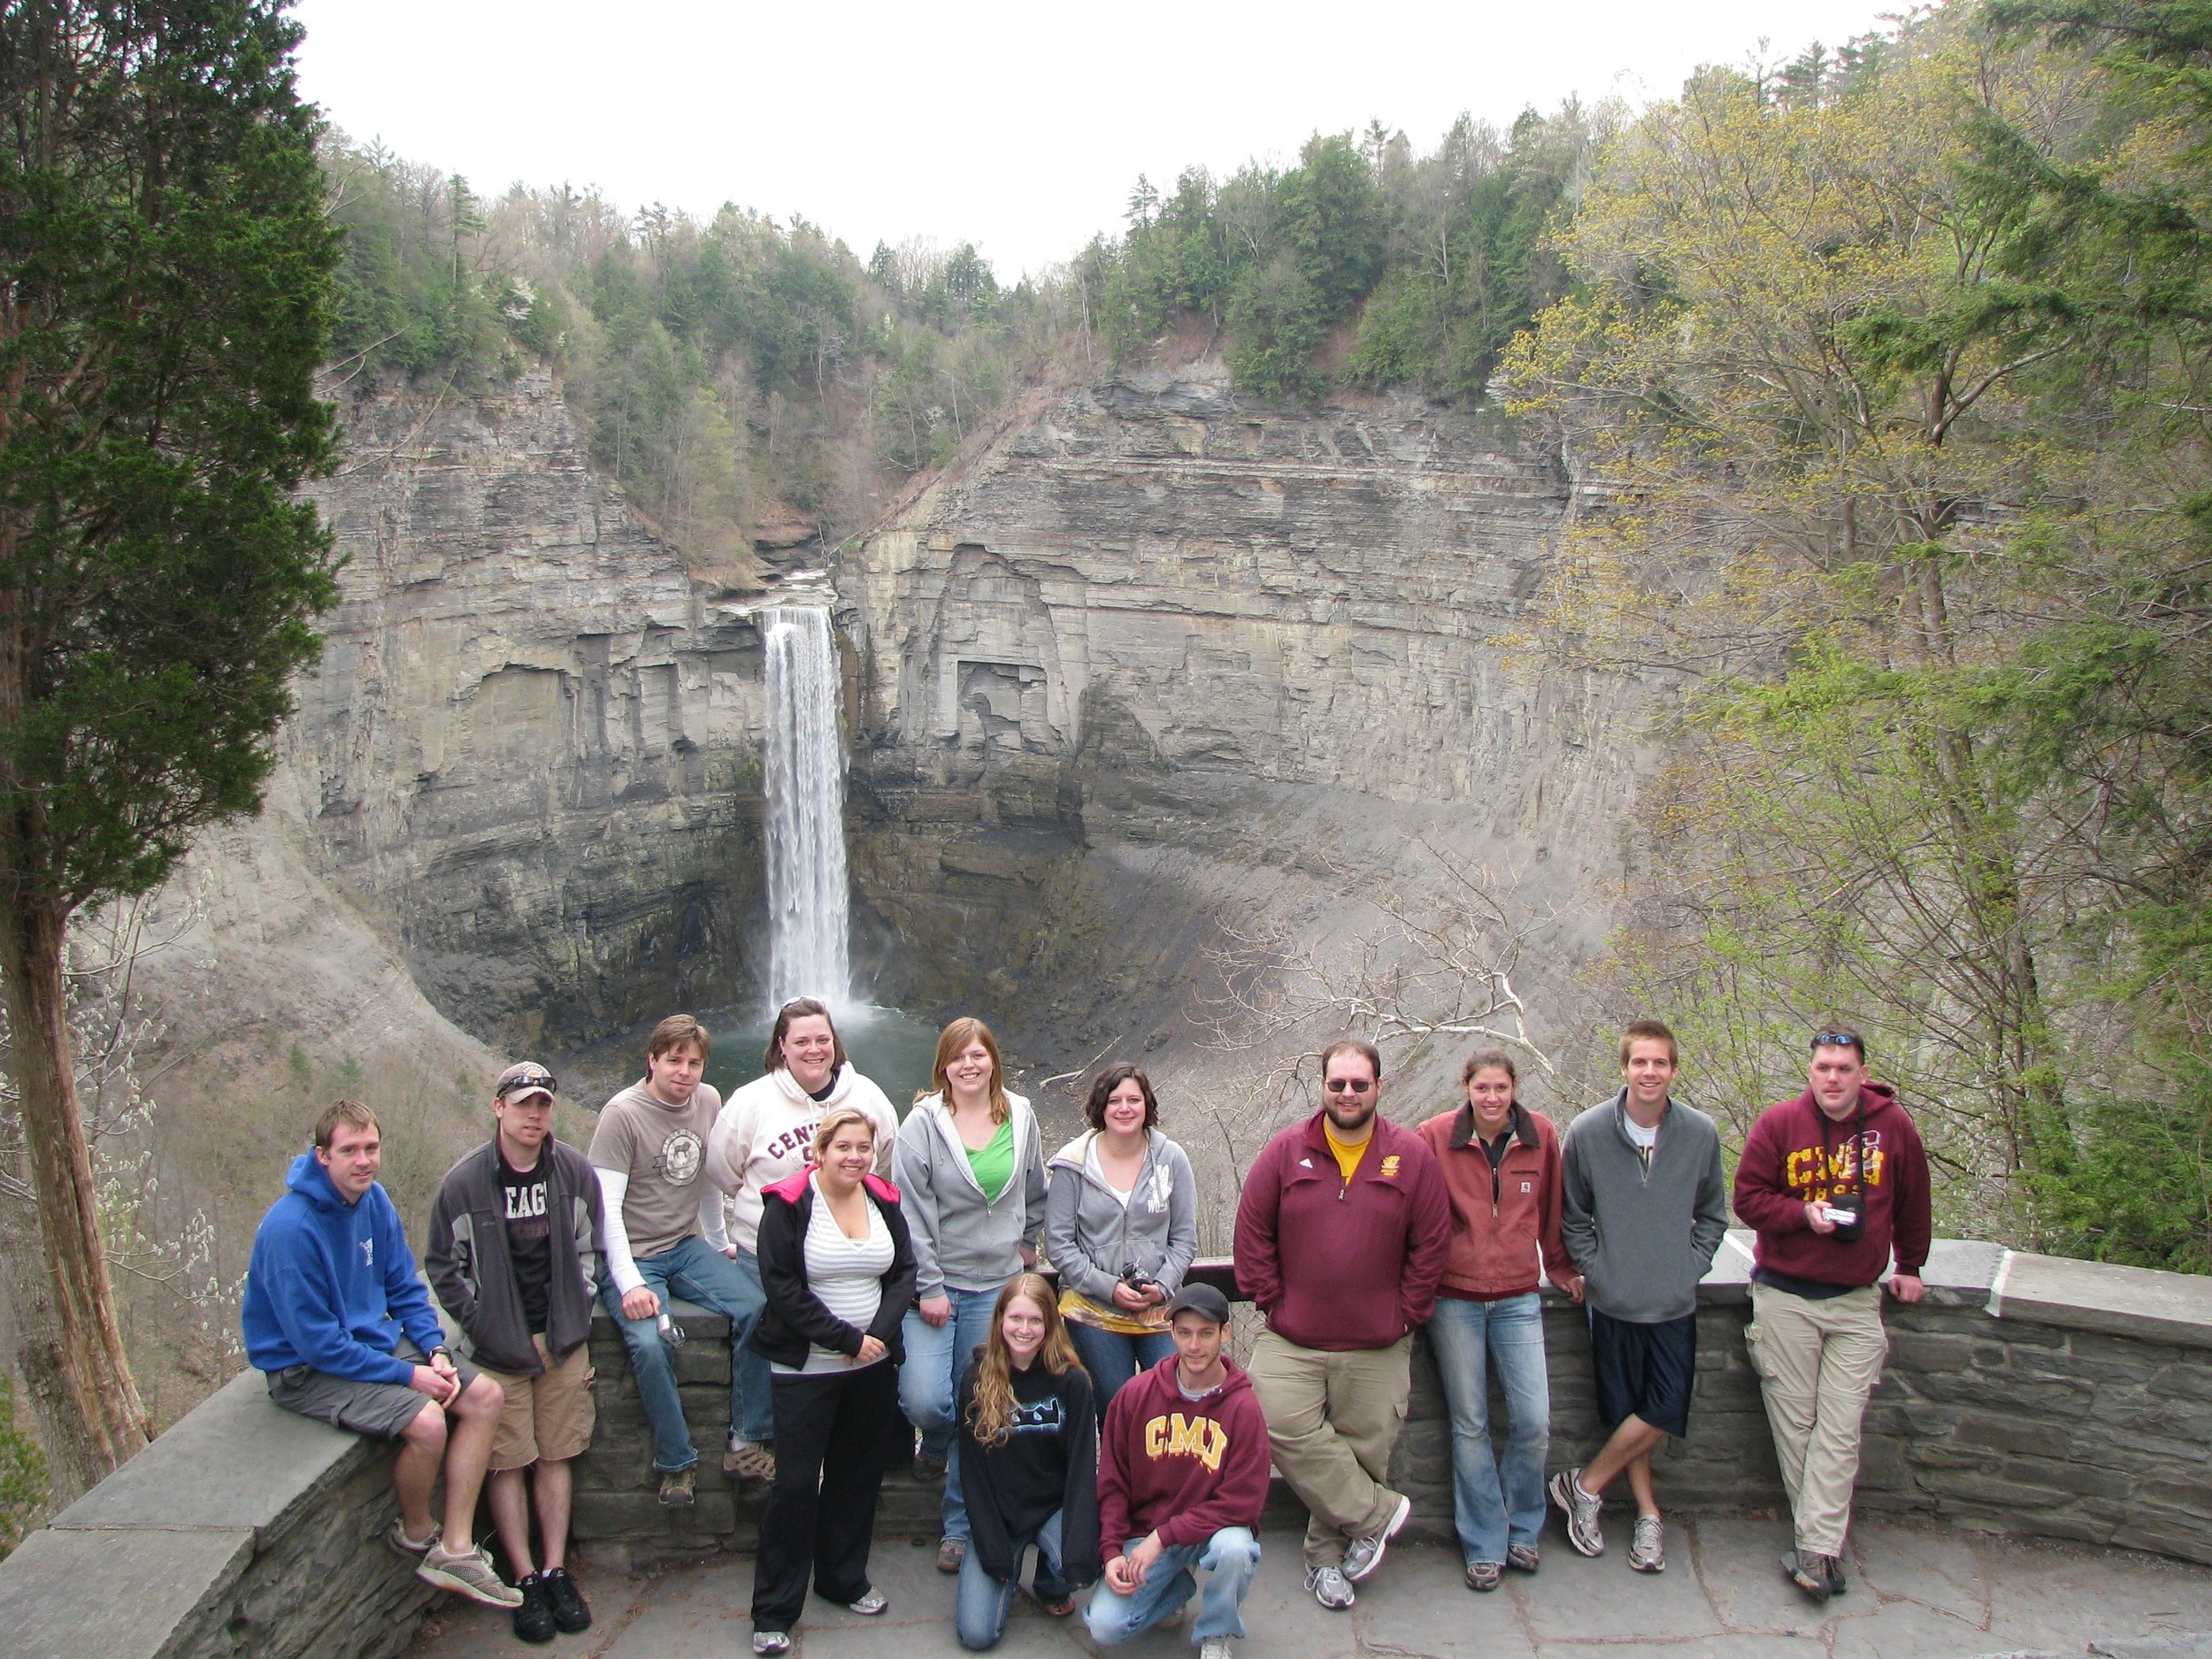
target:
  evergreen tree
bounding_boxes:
[0,0,341,1493]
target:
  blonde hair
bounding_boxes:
[924,1017,1010,1124]
[810,1104,878,1164]
[965,1273,1082,1447]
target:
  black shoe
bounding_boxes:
[541,1566,592,1633]
[511,1573,557,1644]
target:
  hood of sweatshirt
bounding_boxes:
[762,1166,901,1205]
[286,1148,355,1211]
[1048,1126,1170,1177]
[1786,1079,1898,1120]
[768,1064,862,1108]
[1124,1349,1256,1414]
[916,1090,1035,1194]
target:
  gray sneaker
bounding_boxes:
[417,1540,525,1609]
[1507,1543,1540,1574]
[1199,1640,1234,1659]
[1341,1494,1411,1582]
[1630,1514,1665,1572]
[1549,1469,1604,1557]
[1305,1563,1356,1609]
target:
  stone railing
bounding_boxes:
[4,1235,2208,1658]
[0,1368,436,1659]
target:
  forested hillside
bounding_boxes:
[1507,0,2212,1269]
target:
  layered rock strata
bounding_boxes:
[841,360,1646,1092]
[278,368,781,1046]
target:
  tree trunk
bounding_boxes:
[0,1180,96,1506]
[0,895,150,1489]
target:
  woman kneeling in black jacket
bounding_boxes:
[749,1104,917,1656]
[955,1271,1100,1649]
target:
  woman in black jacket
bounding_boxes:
[954,1272,1100,1649]
[748,1105,918,1656]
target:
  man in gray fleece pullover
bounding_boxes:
[1552,1019,1728,1576]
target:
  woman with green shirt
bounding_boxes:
[894,1018,1050,1577]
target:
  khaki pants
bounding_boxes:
[1745,1282,1888,1556]
[1247,1327,1412,1568]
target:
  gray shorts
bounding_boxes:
[265,1338,480,1440]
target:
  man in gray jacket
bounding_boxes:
[1550,1019,1728,1575]
[426,1062,604,1642]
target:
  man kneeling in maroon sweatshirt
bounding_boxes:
[1084,1285,1271,1659]
[1733,1025,1931,1605]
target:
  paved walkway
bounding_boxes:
[407,1513,2212,1659]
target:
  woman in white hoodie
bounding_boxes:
[892,1016,1048,1578]
[707,998,900,1482]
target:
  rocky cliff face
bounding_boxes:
[276,367,784,1047]
[841,359,1648,1093]
[152,357,1647,1155]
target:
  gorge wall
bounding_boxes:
[277,369,780,1048]
[841,357,1648,1114]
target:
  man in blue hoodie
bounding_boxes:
[242,1099,520,1610]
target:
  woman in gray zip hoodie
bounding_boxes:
[1042,1064,1197,1402]
[893,1018,1048,1576]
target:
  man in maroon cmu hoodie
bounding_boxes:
[1733,1025,1931,1606]
[1084,1285,1271,1659]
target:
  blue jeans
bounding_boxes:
[898,1286,1002,1540]
[602,1235,772,1472]
[1067,1321,1177,1405]
[954,1511,1067,1649]
[1085,1528,1261,1645]
[1426,1292,1551,1564]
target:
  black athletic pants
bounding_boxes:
[750,1359,901,1632]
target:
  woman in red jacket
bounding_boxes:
[1415,1050,1583,1594]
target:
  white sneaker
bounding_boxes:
[416,1540,524,1609]
[1341,1493,1411,1582]
[1200,1638,1234,1659]
[1305,1563,1356,1609]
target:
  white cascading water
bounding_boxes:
[762,604,851,1010]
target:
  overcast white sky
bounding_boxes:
[292,0,1906,280]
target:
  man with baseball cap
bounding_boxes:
[426,1062,605,1642]
[1085,1284,1271,1659]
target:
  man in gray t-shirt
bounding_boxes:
[588,1014,771,1507]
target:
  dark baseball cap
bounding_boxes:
[1164,1284,1232,1325]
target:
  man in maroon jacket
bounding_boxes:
[1085,1285,1270,1659]
[1733,1026,1931,1605]
[1233,1039,1451,1611]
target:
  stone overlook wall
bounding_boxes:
[3,1240,2208,1659]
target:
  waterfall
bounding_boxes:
[762,604,850,1010]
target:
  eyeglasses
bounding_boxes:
[496,1067,558,1100]
[1324,1078,1376,1094]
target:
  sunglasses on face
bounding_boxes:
[1325,1078,1376,1094]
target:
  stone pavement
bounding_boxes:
[406,1511,2212,1659]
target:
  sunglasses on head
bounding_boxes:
[1325,1077,1375,1094]
[1813,1033,1864,1053]
[496,1068,558,1100]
